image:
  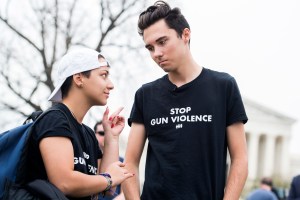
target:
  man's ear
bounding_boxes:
[73,73,83,88]
[182,28,191,43]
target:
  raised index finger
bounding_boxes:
[109,107,124,121]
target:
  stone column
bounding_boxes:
[262,135,276,177]
[247,132,260,180]
[279,136,290,179]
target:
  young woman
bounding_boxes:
[26,48,134,200]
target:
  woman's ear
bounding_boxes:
[73,73,83,88]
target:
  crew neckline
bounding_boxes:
[163,67,207,92]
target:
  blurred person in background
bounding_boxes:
[287,174,300,200]
[247,177,278,200]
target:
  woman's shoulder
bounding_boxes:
[32,106,73,141]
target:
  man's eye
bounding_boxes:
[159,39,166,45]
[147,46,154,52]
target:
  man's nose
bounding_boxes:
[153,47,163,58]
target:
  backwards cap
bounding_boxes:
[48,48,109,102]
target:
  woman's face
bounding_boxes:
[82,57,114,106]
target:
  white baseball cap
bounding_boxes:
[48,48,109,102]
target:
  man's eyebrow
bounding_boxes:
[145,36,168,49]
[156,36,167,42]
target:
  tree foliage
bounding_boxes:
[0,0,148,126]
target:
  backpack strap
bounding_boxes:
[23,111,43,125]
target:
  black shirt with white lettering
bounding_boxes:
[27,103,102,200]
[128,67,248,200]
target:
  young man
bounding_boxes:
[94,121,125,200]
[25,48,133,200]
[122,1,248,200]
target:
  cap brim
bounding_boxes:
[48,79,65,102]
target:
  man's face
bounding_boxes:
[95,124,105,150]
[143,19,189,72]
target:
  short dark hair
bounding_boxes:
[138,1,190,38]
[61,70,91,99]
[261,177,273,187]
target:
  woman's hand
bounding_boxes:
[105,161,134,187]
[102,107,125,138]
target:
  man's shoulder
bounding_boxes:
[293,174,300,183]
[135,75,167,94]
[204,67,233,81]
[142,75,167,88]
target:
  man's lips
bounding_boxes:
[159,60,167,65]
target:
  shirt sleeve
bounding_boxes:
[226,76,248,126]
[33,110,74,143]
[128,87,145,127]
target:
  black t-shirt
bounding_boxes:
[27,103,102,200]
[128,68,248,200]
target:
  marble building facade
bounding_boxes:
[243,98,296,184]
